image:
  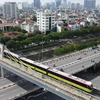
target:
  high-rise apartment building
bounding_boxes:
[37,10,55,34]
[34,0,41,9]
[61,0,67,7]
[22,2,29,9]
[17,2,22,10]
[84,0,96,9]
[55,0,61,7]
[3,2,17,20]
[76,3,81,10]
[71,3,76,10]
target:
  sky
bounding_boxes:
[0,0,100,5]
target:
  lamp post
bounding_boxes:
[0,34,2,43]
[27,95,35,100]
[41,41,43,61]
[20,97,26,100]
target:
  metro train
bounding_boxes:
[3,49,93,93]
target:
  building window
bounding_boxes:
[49,17,51,30]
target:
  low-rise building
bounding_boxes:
[21,21,39,33]
[68,21,80,30]
[0,23,17,31]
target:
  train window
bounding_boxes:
[20,59,47,71]
[91,84,93,89]
[50,70,90,88]
[53,64,56,67]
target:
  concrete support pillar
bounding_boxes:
[1,67,5,78]
[0,43,4,60]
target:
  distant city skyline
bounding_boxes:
[0,0,100,5]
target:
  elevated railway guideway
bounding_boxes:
[0,44,99,100]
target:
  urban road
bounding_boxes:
[0,75,40,100]
[42,48,100,69]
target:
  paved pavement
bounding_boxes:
[0,81,38,100]
[0,75,22,87]
[0,75,39,100]
[62,54,100,74]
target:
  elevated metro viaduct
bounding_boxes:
[0,44,99,100]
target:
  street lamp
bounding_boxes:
[20,97,26,100]
[0,34,2,43]
[41,41,43,61]
[27,95,35,100]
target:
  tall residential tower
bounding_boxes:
[3,2,17,20]
[84,0,96,9]
[33,0,41,9]
[55,0,62,7]
[61,0,67,7]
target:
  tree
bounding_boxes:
[32,16,37,21]
[51,27,57,32]
[6,39,16,49]
[15,33,27,41]
[32,30,42,35]
[86,41,97,47]
[54,47,62,55]
[74,43,86,50]
[50,32,59,41]
[1,36,10,45]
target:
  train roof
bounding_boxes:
[20,57,49,69]
[51,69,92,86]
[4,49,49,69]
[4,50,19,58]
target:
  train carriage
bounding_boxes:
[4,50,20,63]
[3,49,93,93]
[47,69,93,93]
[20,57,49,74]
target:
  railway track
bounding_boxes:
[91,88,100,98]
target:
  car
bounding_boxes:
[77,57,82,60]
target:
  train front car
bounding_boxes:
[4,50,20,63]
[4,49,49,75]
[47,69,93,93]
